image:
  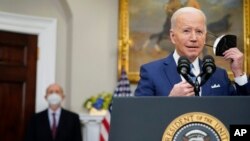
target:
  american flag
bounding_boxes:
[99,69,132,141]
[113,69,132,97]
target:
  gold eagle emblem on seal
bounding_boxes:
[162,112,229,141]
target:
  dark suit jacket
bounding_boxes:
[135,53,250,96]
[24,108,82,141]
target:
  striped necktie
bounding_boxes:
[189,64,196,83]
[190,64,202,96]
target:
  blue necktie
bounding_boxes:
[189,64,196,83]
[190,64,201,96]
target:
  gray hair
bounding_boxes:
[171,7,207,29]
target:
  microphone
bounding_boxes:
[200,55,216,86]
[177,56,194,86]
[202,55,216,74]
[177,56,191,76]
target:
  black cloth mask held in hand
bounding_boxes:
[213,34,237,56]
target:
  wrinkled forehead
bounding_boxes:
[46,84,63,94]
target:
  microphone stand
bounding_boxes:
[181,74,201,96]
[193,77,200,96]
[193,72,214,96]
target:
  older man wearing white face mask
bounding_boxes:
[24,83,83,141]
[45,84,65,111]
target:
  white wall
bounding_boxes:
[67,0,118,112]
[0,0,119,113]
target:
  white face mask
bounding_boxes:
[47,93,62,105]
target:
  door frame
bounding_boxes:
[0,11,57,112]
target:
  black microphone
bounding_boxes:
[202,55,216,74]
[200,55,216,86]
[177,56,194,86]
[177,56,191,76]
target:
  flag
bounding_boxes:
[99,111,110,141]
[99,69,132,141]
[113,69,132,97]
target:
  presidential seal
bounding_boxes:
[162,112,229,141]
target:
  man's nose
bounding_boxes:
[190,31,197,41]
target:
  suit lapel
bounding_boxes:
[201,75,212,96]
[42,110,54,141]
[163,54,182,86]
[199,60,212,96]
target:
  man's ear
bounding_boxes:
[170,30,176,44]
[62,95,65,100]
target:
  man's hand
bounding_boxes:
[223,48,244,77]
[169,81,195,96]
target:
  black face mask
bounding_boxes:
[213,34,237,56]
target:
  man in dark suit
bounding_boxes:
[24,83,82,141]
[135,7,250,96]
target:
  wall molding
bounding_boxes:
[0,11,57,112]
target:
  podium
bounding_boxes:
[109,96,250,141]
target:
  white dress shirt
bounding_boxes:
[173,50,202,95]
[48,108,61,128]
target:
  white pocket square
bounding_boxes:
[211,84,220,89]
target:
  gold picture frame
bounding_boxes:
[118,0,250,83]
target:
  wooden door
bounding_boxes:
[0,30,37,141]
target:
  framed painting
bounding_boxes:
[118,0,250,83]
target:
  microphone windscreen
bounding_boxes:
[177,56,190,75]
[200,55,216,86]
[202,55,216,74]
